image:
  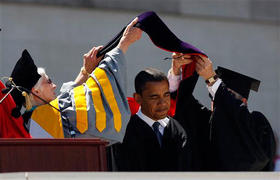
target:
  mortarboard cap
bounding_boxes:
[9,49,41,107]
[215,66,260,99]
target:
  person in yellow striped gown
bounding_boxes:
[31,18,142,143]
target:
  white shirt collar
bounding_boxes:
[207,78,222,100]
[136,108,169,129]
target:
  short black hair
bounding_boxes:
[134,68,168,95]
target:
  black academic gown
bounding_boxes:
[118,114,190,171]
[173,73,276,171]
[173,73,212,171]
[209,83,276,171]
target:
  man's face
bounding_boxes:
[134,80,170,120]
[34,74,57,104]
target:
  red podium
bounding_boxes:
[0,138,108,172]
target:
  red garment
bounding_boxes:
[182,61,196,80]
[164,62,197,117]
[127,97,140,116]
[0,81,31,138]
[127,97,176,117]
[167,61,197,115]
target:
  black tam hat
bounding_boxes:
[216,66,260,99]
[9,49,41,108]
[97,11,207,57]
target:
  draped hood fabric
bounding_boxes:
[136,11,207,56]
[98,11,206,122]
[97,11,207,77]
[99,11,206,57]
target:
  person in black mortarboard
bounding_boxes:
[7,46,105,133]
[12,18,142,143]
[168,53,276,171]
[14,45,106,136]
[6,49,57,131]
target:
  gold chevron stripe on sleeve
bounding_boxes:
[86,77,106,132]
[73,85,88,133]
[94,68,122,132]
[31,98,64,138]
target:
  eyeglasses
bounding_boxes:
[47,78,53,84]
[163,55,184,61]
[163,55,203,61]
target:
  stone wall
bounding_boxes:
[1,0,279,23]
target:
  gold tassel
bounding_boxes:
[22,91,32,111]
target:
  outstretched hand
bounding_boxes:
[74,45,104,86]
[171,53,193,75]
[194,55,216,80]
[83,46,103,74]
[118,17,142,54]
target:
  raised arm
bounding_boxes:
[167,53,193,92]
[117,17,142,54]
[74,17,142,86]
[74,46,103,86]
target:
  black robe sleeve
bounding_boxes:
[173,73,212,171]
[209,82,276,171]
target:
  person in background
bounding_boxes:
[168,53,276,171]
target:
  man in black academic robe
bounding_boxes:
[117,68,190,171]
[120,114,189,171]
[171,55,276,171]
